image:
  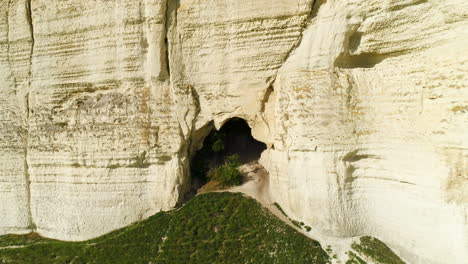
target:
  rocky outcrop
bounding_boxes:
[0,0,467,263]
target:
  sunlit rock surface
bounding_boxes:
[0,0,184,240]
[260,1,468,264]
[0,0,467,263]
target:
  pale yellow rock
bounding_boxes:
[0,0,186,240]
[0,0,467,263]
[260,1,468,263]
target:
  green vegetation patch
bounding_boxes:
[346,251,368,264]
[191,130,226,182]
[0,233,55,248]
[272,202,311,232]
[0,192,330,264]
[207,154,243,187]
[350,236,405,264]
[273,202,288,217]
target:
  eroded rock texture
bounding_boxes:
[0,0,467,263]
[1,0,186,240]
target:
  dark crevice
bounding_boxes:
[335,46,412,69]
[5,0,12,75]
[262,0,326,101]
[311,0,328,17]
[23,0,35,231]
[164,37,170,78]
[387,0,428,12]
[23,93,35,230]
[334,19,415,69]
[335,53,390,69]
[279,0,323,65]
[163,0,171,79]
[335,31,392,69]
[348,32,362,53]
[25,0,34,68]
[183,84,203,159]
[175,86,203,206]
[342,150,379,163]
[260,84,274,112]
[161,0,178,80]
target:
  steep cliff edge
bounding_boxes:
[0,0,467,263]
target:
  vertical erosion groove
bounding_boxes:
[25,0,34,65]
[24,0,35,230]
[260,0,324,110]
[164,2,171,79]
[260,84,274,113]
[23,93,35,230]
[6,0,12,73]
[276,0,327,72]
[161,0,172,80]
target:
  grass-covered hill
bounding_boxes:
[0,192,331,264]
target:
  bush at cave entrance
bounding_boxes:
[210,131,225,153]
[190,118,266,189]
[191,131,226,183]
[207,154,242,187]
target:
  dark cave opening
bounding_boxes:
[215,118,267,164]
[187,118,267,199]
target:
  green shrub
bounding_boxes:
[210,132,225,153]
[201,130,226,153]
[191,131,226,181]
[207,154,242,187]
[273,202,288,217]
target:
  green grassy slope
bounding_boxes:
[0,192,330,264]
[346,236,406,264]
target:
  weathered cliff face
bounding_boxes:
[259,1,468,263]
[0,0,467,263]
[0,0,186,240]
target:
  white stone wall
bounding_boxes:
[0,0,467,262]
[260,1,468,263]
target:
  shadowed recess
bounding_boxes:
[188,118,267,195]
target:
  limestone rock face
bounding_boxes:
[0,0,186,240]
[0,0,467,263]
[260,2,468,263]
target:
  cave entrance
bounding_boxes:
[213,118,267,164]
[188,118,267,197]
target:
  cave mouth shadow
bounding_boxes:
[216,118,267,164]
[189,117,267,195]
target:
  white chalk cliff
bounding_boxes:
[0,0,467,263]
